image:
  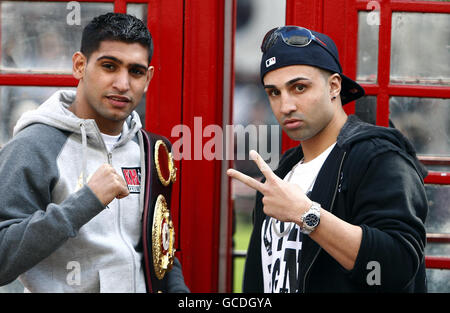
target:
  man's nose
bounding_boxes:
[279,93,297,115]
[112,70,131,93]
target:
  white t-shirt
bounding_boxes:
[100,123,128,152]
[101,132,121,152]
[261,143,336,293]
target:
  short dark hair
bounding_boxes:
[318,68,332,81]
[80,13,153,64]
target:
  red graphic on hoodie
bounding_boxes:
[121,167,141,193]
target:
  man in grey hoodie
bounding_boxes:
[0,13,189,293]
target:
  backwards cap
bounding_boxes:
[260,26,364,104]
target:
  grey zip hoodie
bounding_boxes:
[0,90,148,292]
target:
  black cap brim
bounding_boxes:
[340,73,365,104]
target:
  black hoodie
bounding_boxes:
[243,115,428,293]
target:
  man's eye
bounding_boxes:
[295,84,305,92]
[102,63,115,70]
[269,89,280,96]
[130,68,145,76]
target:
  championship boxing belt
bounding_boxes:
[141,129,177,293]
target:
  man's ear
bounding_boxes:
[72,52,87,80]
[329,73,342,99]
[144,66,155,93]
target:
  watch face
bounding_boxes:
[304,213,319,227]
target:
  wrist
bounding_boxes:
[300,201,321,235]
[294,199,312,225]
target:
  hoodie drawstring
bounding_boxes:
[80,122,88,185]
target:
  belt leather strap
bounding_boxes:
[141,129,174,293]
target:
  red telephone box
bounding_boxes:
[147,0,236,293]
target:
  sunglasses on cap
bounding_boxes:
[260,26,342,72]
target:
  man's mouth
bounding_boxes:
[106,95,131,108]
[283,118,304,130]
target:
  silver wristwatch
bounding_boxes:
[300,201,321,235]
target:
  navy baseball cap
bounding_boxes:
[260,26,364,104]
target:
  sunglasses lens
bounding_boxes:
[280,27,312,47]
[261,26,313,53]
[284,35,310,46]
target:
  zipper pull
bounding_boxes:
[338,171,344,192]
[107,152,112,165]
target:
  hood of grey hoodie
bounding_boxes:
[13,89,143,149]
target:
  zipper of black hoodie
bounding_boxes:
[302,151,347,293]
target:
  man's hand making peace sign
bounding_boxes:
[227,149,362,271]
[227,150,312,225]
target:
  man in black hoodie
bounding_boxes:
[227,26,428,292]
